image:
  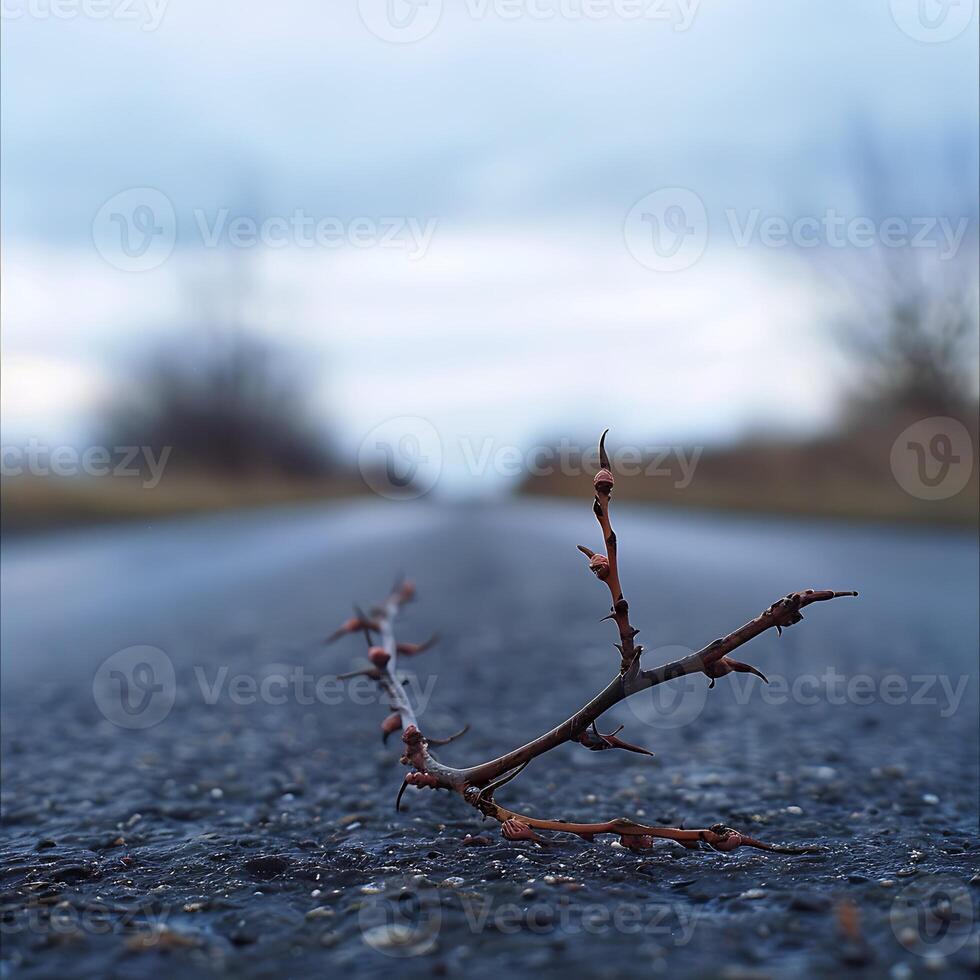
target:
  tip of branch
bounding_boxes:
[598,429,610,469]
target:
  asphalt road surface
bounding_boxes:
[1,499,978,978]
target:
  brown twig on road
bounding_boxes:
[328,430,857,853]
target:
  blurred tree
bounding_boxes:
[832,127,979,422]
[105,328,335,478]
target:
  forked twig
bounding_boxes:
[329,430,858,853]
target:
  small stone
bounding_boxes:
[922,794,940,806]
[306,906,334,920]
[521,888,537,899]
[789,892,831,912]
[360,883,383,895]
[361,924,436,955]
[878,879,896,888]
[210,788,224,799]
[441,877,465,888]
[740,888,767,900]
[786,806,804,816]
[244,855,290,879]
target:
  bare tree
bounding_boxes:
[831,127,979,421]
[106,328,334,478]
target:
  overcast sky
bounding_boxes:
[2,0,977,485]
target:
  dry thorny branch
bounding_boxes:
[328,430,858,855]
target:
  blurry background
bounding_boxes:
[1,0,978,525]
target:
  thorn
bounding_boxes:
[477,760,530,806]
[598,428,610,470]
[427,724,470,746]
[397,633,440,656]
[381,713,402,743]
[577,544,596,558]
[395,779,409,812]
[333,667,381,681]
[501,819,548,844]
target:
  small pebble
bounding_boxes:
[922,794,940,806]
[789,892,831,913]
